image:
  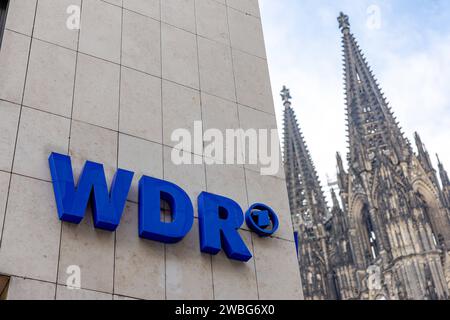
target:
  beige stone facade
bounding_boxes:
[0,0,302,300]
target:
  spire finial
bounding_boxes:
[337,12,350,32]
[280,86,292,105]
[437,154,450,187]
[414,132,424,151]
[414,131,421,142]
[331,188,340,209]
[336,152,344,170]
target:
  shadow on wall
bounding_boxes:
[0,274,9,300]
[0,0,9,49]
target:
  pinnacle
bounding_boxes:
[282,86,330,226]
[340,15,410,161]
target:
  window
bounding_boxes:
[356,69,362,84]
[0,0,9,49]
[417,192,441,247]
[331,271,342,300]
[362,204,379,260]
[366,216,379,259]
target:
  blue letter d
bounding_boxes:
[139,176,194,244]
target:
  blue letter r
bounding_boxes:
[198,192,252,262]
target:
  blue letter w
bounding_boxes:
[48,152,134,231]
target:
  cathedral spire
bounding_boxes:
[331,188,341,210]
[437,155,450,208]
[281,85,292,106]
[415,132,435,174]
[282,87,329,227]
[336,152,345,174]
[339,13,411,171]
[437,155,450,187]
[338,12,350,34]
[282,88,336,300]
[436,155,450,186]
[336,152,348,195]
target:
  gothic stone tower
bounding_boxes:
[281,87,337,300]
[327,181,359,300]
[335,12,450,300]
[437,156,450,289]
[438,155,450,209]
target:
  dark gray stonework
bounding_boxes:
[281,86,334,299]
[284,13,450,300]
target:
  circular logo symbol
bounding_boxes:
[245,203,279,237]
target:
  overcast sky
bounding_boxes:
[259,0,450,197]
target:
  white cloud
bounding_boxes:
[380,33,450,173]
[260,0,450,200]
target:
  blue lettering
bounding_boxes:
[48,152,133,231]
[198,192,252,262]
[139,176,194,243]
[48,153,279,262]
